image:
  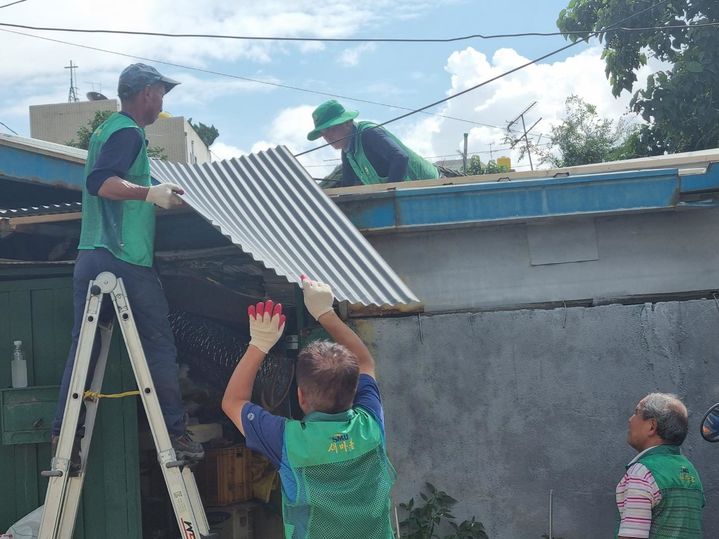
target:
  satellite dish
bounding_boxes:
[86,91,108,101]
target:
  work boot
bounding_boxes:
[170,431,205,461]
[50,434,82,476]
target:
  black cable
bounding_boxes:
[294,0,672,158]
[0,121,18,135]
[0,0,26,9]
[0,19,714,42]
[0,27,503,130]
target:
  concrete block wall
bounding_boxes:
[356,300,719,538]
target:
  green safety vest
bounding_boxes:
[617,444,704,538]
[78,112,155,267]
[281,407,396,539]
[345,121,439,185]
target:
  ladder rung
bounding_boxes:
[41,470,63,478]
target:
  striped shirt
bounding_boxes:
[616,447,662,538]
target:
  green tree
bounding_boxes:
[557,0,719,155]
[188,117,220,147]
[67,110,167,160]
[465,156,509,175]
[527,95,638,167]
[66,110,113,149]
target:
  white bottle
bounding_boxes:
[11,340,27,389]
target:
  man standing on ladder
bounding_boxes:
[50,63,204,471]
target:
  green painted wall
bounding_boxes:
[0,273,141,538]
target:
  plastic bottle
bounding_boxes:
[11,340,27,389]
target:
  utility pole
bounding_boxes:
[65,61,79,103]
[462,133,468,174]
[489,142,495,162]
[507,102,542,171]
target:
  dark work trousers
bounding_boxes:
[51,248,186,437]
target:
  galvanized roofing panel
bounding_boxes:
[151,146,420,308]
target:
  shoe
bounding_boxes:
[51,434,82,476]
[170,431,205,461]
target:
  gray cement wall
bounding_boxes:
[30,99,118,145]
[366,209,719,312]
[355,299,719,538]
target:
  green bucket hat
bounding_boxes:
[307,100,359,141]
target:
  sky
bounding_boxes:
[0,0,665,176]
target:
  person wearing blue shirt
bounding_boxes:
[222,275,396,538]
[308,99,439,187]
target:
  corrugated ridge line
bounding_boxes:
[263,147,410,302]
[150,147,419,306]
[158,149,416,306]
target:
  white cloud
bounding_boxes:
[0,0,455,135]
[392,45,667,170]
[260,105,341,176]
[209,141,248,160]
[246,43,669,177]
[210,105,339,177]
[337,43,377,67]
[0,0,448,80]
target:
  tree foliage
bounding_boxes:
[188,117,220,147]
[465,156,509,176]
[67,109,167,160]
[66,110,113,150]
[526,95,638,167]
[557,0,719,154]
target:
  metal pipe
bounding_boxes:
[548,489,554,539]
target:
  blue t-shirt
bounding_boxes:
[340,124,410,186]
[241,373,384,469]
[86,112,145,195]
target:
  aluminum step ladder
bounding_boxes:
[38,271,215,539]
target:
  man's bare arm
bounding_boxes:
[97,177,185,209]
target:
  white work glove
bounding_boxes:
[145,183,185,209]
[248,300,286,354]
[300,274,334,321]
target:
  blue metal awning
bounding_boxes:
[0,134,86,191]
[332,165,719,231]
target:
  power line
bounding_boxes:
[0,27,502,130]
[294,0,671,158]
[0,121,19,135]
[0,0,26,9]
[0,20,715,42]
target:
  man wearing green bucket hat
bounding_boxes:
[308,100,439,187]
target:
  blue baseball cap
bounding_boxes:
[117,63,180,99]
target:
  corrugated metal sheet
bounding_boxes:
[151,146,420,308]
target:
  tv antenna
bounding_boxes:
[507,102,541,171]
[65,60,79,103]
